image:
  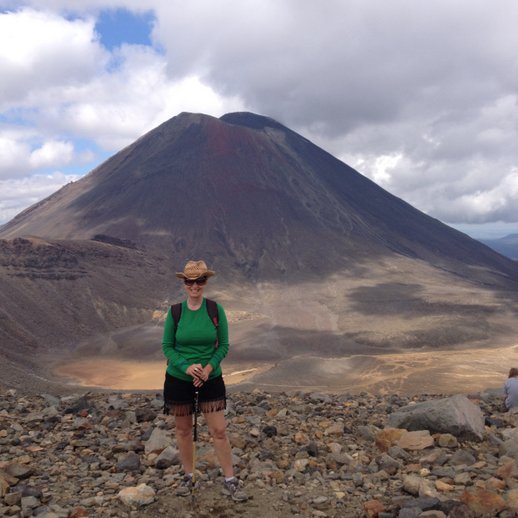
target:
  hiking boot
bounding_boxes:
[175,474,193,497]
[222,477,247,502]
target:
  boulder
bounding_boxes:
[387,395,485,441]
[144,427,169,454]
[155,446,181,469]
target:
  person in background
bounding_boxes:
[503,367,518,411]
[162,260,247,502]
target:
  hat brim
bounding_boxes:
[176,270,215,280]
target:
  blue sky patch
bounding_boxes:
[95,8,155,50]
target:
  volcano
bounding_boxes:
[1,112,516,284]
[1,112,518,393]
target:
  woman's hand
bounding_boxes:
[199,364,212,382]
[186,363,204,379]
[186,363,212,387]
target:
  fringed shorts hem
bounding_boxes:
[163,372,226,417]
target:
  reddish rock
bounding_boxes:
[460,487,506,515]
[496,458,518,480]
[364,499,385,517]
[398,430,434,450]
[375,428,405,452]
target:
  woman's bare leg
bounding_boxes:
[175,414,194,473]
[204,410,233,477]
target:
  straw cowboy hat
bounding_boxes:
[176,260,215,280]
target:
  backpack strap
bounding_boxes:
[170,302,182,348]
[205,298,219,349]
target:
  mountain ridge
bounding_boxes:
[1,111,517,285]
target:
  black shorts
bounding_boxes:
[163,372,226,416]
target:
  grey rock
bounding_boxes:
[398,508,421,518]
[135,407,157,423]
[499,439,518,461]
[448,449,476,466]
[155,445,180,469]
[144,427,169,454]
[309,393,332,403]
[116,451,141,472]
[4,491,22,505]
[400,496,440,511]
[387,394,485,440]
[5,463,32,479]
[387,445,412,461]
[20,495,40,510]
[62,395,92,415]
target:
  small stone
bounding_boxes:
[262,425,277,437]
[419,479,439,498]
[364,499,385,517]
[4,462,32,479]
[135,408,157,422]
[0,476,10,498]
[117,452,141,472]
[4,491,22,505]
[449,449,476,466]
[496,458,518,479]
[21,495,40,510]
[437,433,458,448]
[294,458,309,472]
[324,422,344,436]
[507,488,518,511]
[294,431,309,444]
[398,430,434,450]
[403,474,422,496]
[485,476,506,490]
[312,495,329,510]
[398,508,421,518]
[435,479,454,492]
[327,442,342,454]
[454,472,472,485]
[306,441,319,457]
[118,483,155,507]
[375,428,405,452]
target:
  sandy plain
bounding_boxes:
[54,342,518,395]
[51,258,518,396]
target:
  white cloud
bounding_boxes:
[29,141,74,169]
[0,172,79,223]
[0,137,31,178]
[0,9,108,110]
[34,46,244,150]
[1,1,518,233]
[0,133,82,179]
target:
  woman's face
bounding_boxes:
[183,276,207,298]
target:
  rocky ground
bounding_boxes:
[2,388,518,517]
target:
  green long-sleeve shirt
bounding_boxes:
[162,299,229,382]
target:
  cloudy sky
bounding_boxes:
[1,1,517,238]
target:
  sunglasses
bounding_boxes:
[184,276,208,286]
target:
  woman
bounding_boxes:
[504,367,518,411]
[162,260,246,502]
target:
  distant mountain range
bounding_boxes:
[1,112,518,392]
[480,234,518,260]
